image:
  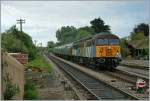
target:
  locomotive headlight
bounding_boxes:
[116,52,120,57]
[116,52,122,61]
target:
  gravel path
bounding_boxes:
[25,58,78,100]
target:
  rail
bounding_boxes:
[48,54,138,100]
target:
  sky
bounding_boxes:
[1,0,149,46]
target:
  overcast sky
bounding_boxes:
[1,0,149,46]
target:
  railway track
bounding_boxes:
[120,60,149,70]
[48,54,139,100]
[117,66,149,78]
[115,66,149,84]
[105,68,149,88]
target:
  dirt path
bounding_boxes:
[25,65,77,100]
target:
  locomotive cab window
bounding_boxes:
[96,39,108,45]
[109,39,119,45]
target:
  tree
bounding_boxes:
[1,25,37,61]
[90,17,110,33]
[76,26,93,40]
[54,17,111,44]
[120,38,130,58]
[47,41,55,48]
[133,23,149,36]
[56,26,77,43]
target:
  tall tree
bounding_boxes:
[90,17,110,33]
[76,26,93,40]
[56,26,77,43]
[133,23,149,36]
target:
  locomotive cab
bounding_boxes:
[94,32,121,69]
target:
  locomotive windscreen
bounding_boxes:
[96,39,108,45]
[96,39,119,45]
[108,39,119,45]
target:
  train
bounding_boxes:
[53,32,122,70]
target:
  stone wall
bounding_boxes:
[1,50,24,99]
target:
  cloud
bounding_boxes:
[1,0,149,46]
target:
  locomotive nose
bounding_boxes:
[106,48,112,56]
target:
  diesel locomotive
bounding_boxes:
[53,32,121,70]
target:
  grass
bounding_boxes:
[26,54,52,72]
[24,81,38,100]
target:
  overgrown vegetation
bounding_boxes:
[121,23,149,59]
[4,73,19,100]
[24,81,38,100]
[1,25,37,61]
[120,38,130,58]
[26,54,52,72]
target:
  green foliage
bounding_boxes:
[76,26,93,40]
[55,17,111,44]
[1,25,37,61]
[133,23,149,36]
[55,26,94,44]
[56,26,77,43]
[24,81,38,100]
[125,23,149,59]
[47,41,55,48]
[26,55,52,72]
[4,73,19,100]
[120,38,130,58]
[90,17,110,33]
[2,33,24,52]
[131,23,149,39]
[131,32,146,40]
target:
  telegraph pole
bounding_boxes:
[17,19,25,32]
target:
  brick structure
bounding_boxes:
[9,53,28,64]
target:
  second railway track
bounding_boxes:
[48,54,139,100]
[105,67,149,87]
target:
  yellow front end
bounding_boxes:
[96,45,121,57]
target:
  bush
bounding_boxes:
[26,55,52,72]
[4,73,19,100]
[120,38,130,58]
[1,25,37,61]
[24,81,38,100]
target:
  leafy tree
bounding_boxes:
[120,38,130,58]
[1,25,37,61]
[132,23,149,36]
[54,17,111,45]
[47,41,55,48]
[76,26,93,40]
[56,26,77,43]
[55,42,62,46]
[90,17,110,33]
